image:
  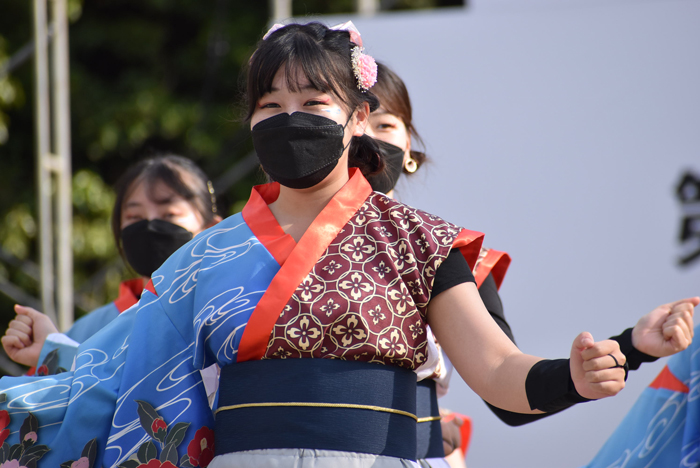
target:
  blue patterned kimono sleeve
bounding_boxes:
[0,289,213,468]
[32,303,120,375]
[100,293,214,468]
[97,214,268,467]
[0,296,147,467]
[584,324,700,468]
[0,214,269,467]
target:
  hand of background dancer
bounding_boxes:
[631,297,699,358]
[570,332,626,400]
[440,413,463,456]
[1,305,59,367]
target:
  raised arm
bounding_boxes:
[428,281,626,413]
[478,290,697,425]
[1,305,58,367]
[628,297,696,358]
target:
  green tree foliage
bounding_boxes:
[0,0,269,329]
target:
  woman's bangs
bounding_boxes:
[295,50,346,98]
[246,24,356,116]
[252,51,286,100]
[143,164,196,204]
[374,83,409,127]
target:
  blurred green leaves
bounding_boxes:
[0,205,36,261]
[71,169,122,311]
[0,36,25,146]
[0,0,268,320]
[72,169,115,259]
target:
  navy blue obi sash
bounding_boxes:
[215,358,418,460]
[416,379,444,459]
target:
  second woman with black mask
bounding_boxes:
[365,62,697,467]
[2,155,221,372]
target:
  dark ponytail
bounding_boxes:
[348,133,384,178]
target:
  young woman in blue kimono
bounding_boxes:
[0,22,694,468]
[365,62,699,468]
[1,155,221,373]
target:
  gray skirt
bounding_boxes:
[208,449,422,468]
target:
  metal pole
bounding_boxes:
[356,0,379,15]
[33,0,58,325]
[51,0,73,331]
[270,0,292,22]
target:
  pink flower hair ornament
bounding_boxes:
[262,21,378,92]
[350,45,378,91]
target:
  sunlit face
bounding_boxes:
[366,107,411,163]
[250,66,366,146]
[120,178,207,236]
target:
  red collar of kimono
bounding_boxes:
[113,278,146,313]
[240,180,294,266]
[238,168,372,362]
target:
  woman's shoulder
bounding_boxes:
[66,303,120,342]
[168,212,251,257]
[364,191,464,231]
[151,211,274,296]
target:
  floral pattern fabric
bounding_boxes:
[265,192,464,369]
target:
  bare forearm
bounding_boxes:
[428,281,626,414]
[429,282,543,413]
[476,352,544,413]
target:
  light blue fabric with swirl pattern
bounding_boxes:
[584,324,700,468]
[0,213,280,467]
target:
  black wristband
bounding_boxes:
[609,328,658,371]
[525,359,591,412]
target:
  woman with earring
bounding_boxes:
[365,62,698,467]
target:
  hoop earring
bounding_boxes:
[404,157,418,174]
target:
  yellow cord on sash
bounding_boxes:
[215,401,427,421]
[416,415,442,423]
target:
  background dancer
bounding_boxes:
[1,155,221,372]
[365,61,698,467]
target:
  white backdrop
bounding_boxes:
[310,1,700,466]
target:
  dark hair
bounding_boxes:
[373,62,427,174]
[246,22,383,178]
[111,155,218,257]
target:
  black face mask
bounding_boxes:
[121,219,194,277]
[366,140,405,194]
[251,112,350,189]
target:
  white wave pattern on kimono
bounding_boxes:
[0,214,280,467]
[584,324,700,468]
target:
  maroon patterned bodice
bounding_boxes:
[264,192,463,369]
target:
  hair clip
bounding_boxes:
[263,23,285,40]
[330,21,363,47]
